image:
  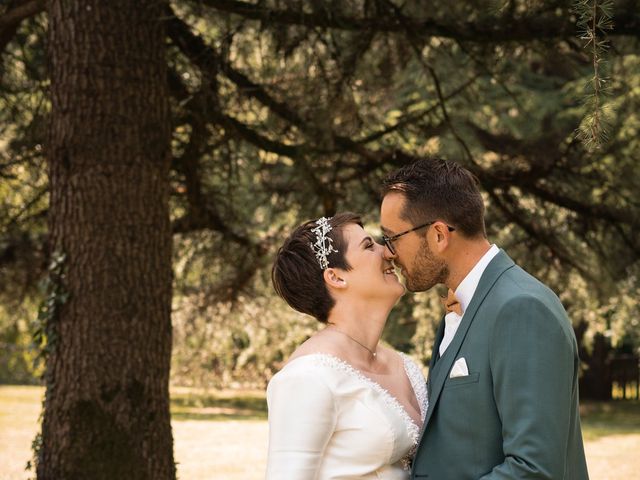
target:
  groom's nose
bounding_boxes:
[382,245,396,260]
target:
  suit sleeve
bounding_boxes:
[480,295,577,479]
[265,366,337,479]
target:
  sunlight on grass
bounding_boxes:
[0,386,43,479]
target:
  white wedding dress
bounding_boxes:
[265,352,428,479]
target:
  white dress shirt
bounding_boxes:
[439,244,500,356]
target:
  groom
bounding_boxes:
[380,157,589,479]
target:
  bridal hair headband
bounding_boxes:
[310,217,338,270]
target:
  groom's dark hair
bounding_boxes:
[381,155,486,239]
[271,212,362,323]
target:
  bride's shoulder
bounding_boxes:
[266,353,342,414]
[266,352,344,402]
[268,338,352,391]
[281,332,343,365]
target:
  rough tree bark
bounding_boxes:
[39,1,175,478]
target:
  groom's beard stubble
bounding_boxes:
[403,240,448,292]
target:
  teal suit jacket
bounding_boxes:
[411,251,589,479]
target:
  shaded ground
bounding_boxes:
[1,386,638,479]
[171,386,267,422]
[580,400,640,440]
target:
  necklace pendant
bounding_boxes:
[372,352,377,357]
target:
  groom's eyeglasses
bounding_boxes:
[381,221,455,255]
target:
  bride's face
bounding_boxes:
[334,223,405,302]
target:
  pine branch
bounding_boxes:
[574,0,614,151]
[381,0,476,166]
[487,189,593,280]
[166,7,381,162]
[188,0,640,41]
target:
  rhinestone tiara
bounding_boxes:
[310,217,338,270]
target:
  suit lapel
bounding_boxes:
[429,319,445,369]
[418,250,515,441]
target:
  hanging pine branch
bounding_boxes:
[574,0,614,151]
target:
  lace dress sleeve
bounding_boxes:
[401,353,429,422]
[265,364,337,479]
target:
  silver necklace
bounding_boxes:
[327,323,377,358]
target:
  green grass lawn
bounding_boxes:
[170,390,640,440]
[170,389,640,441]
[2,384,639,430]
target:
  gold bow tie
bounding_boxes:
[442,289,463,316]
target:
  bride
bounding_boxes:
[266,213,428,479]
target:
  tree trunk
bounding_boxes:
[39,1,174,478]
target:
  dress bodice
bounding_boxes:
[265,352,428,480]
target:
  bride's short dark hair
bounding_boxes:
[271,212,362,323]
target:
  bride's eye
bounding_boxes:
[365,242,374,250]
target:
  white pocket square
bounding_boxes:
[449,357,469,378]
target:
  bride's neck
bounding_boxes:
[325,300,389,353]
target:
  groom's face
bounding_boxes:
[380,193,448,292]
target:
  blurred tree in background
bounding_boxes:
[1,0,639,405]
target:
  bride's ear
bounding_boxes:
[323,268,348,289]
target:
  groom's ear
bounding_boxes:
[324,268,348,289]
[431,222,452,252]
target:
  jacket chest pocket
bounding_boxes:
[443,371,480,388]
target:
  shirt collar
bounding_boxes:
[455,244,500,313]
